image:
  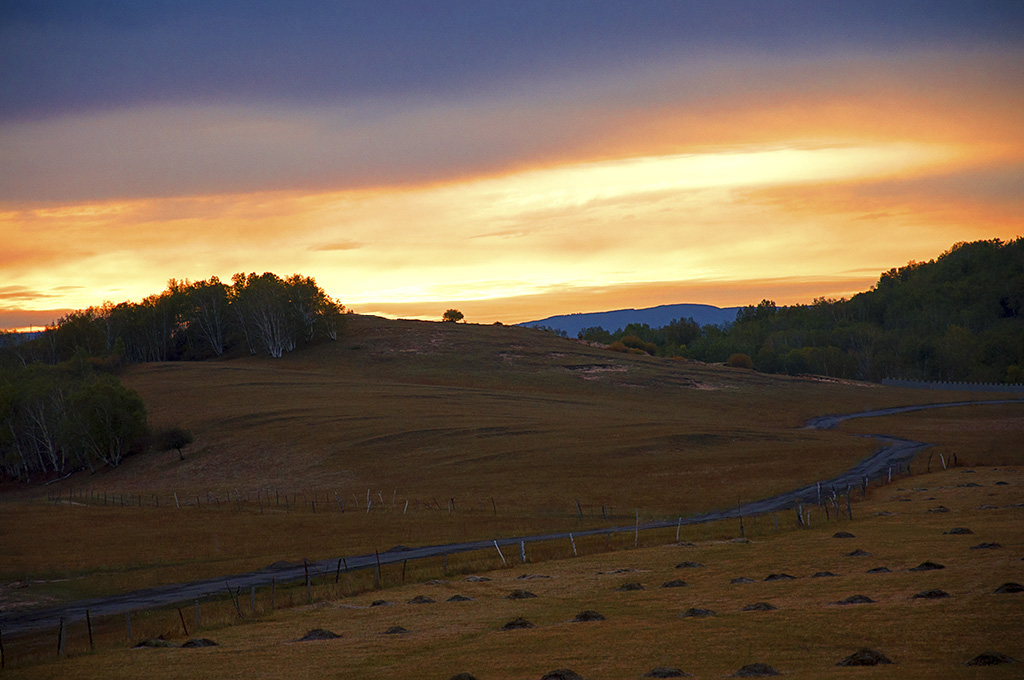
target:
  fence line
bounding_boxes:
[882,378,1024,393]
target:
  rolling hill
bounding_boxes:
[518,303,740,336]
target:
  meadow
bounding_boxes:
[1,316,1020,676]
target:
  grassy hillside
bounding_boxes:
[1,316,1017,614]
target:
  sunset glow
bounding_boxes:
[2,4,1022,329]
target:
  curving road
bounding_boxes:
[3,399,1021,637]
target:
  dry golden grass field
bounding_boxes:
[1,316,1021,677]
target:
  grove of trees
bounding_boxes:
[0,351,148,481]
[4,272,346,367]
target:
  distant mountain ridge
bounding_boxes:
[519,303,740,337]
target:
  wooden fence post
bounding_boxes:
[493,540,507,567]
[177,607,189,637]
[634,508,639,548]
[57,617,65,658]
[86,609,94,651]
[570,533,577,557]
[304,561,312,601]
[676,517,681,542]
[225,583,242,618]
[520,541,527,563]
[374,551,382,587]
[401,559,407,583]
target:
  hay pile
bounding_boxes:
[836,648,894,666]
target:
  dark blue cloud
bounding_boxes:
[2,0,1022,120]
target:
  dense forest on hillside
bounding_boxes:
[581,239,1024,383]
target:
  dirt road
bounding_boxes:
[2,399,1019,637]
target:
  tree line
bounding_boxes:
[3,272,346,367]
[577,239,1023,383]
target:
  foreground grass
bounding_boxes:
[7,464,1021,679]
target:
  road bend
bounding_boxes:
[2,399,1021,636]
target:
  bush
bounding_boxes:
[727,353,754,369]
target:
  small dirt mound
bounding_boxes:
[370,600,390,607]
[994,480,1009,485]
[832,531,855,538]
[448,674,479,680]
[644,667,690,677]
[731,577,755,584]
[382,626,409,635]
[679,607,715,618]
[463,575,491,582]
[181,638,219,648]
[730,663,781,676]
[836,648,894,666]
[133,636,178,648]
[617,582,644,591]
[502,617,535,630]
[944,527,973,534]
[506,589,538,600]
[964,652,1018,666]
[909,561,945,571]
[573,610,606,622]
[971,542,1002,549]
[928,505,949,513]
[875,510,894,516]
[763,573,795,581]
[408,595,436,604]
[958,482,982,488]
[845,549,871,557]
[424,579,450,586]
[447,594,474,602]
[742,602,777,611]
[297,628,340,641]
[994,582,1024,593]
[866,567,891,574]
[541,669,584,680]
[812,571,838,578]
[662,579,688,588]
[675,561,705,569]
[913,589,950,599]
[833,594,875,605]
[516,573,550,580]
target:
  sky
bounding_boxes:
[2,1,1023,329]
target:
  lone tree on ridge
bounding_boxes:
[442,309,464,323]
